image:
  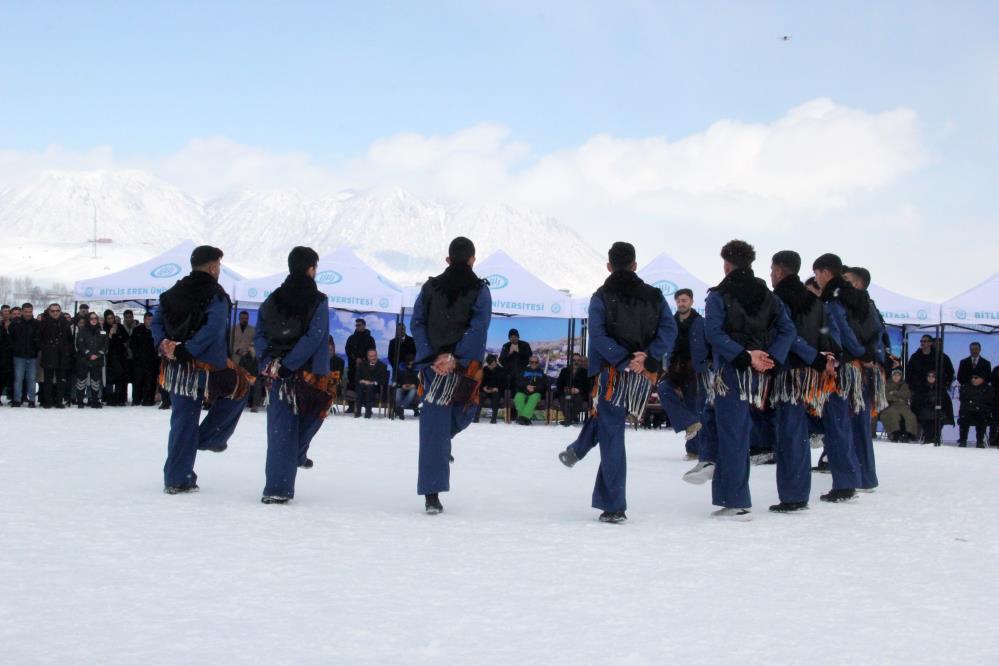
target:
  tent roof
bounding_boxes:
[474,250,572,319]
[234,247,402,314]
[637,252,711,315]
[73,240,243,303]
[941,271,999,326]
[868,283,940,326]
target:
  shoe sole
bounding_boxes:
[682,465,714,485]
[711,511,753,522]
[261,497,290,504]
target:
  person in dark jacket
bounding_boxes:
[102,310,128,406]
[991,365,999,447]
[129,312,159,406]
[10,303,40,407]
[958,370,992,447]
[512,356,549,425]
[152,245,248,494]
[393,353,420,419]
[879,368,919,442]
[957,342,991,387]
[499,328,532,393]
[657,289,705,450]
[474,353,505,424]
[74,312,107,407]
[907,335,955,398]
[387,323,416,379]
[558,242,678,523]
[0,304,12,404]
[555,353,591,426]
[37,303,74,408]
[916,370,953,445]
[411,236,491,514]
[345,318,376,413]
[355,348,388,418]
[255,246,331,503]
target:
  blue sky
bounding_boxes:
[1,1,997,298]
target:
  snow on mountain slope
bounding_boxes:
[0,171,606,294]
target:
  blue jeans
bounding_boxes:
[395,387,417,410]
[13,356,37,403]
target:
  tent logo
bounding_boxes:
[485,274,509,289]
[379,298,390,309]
[956,309,968,321]
[316,270,343,285]
[248,288,258,298]
[652,279,679,296]
[917,309,928,321]
[84,287,94,297]
[551,303,562,314]
[150,263,182,279]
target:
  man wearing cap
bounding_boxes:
[958,368,992,448]
[500,328,532,395]
[411,237,491,514]
[152,245,248,494]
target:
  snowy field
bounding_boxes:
[2,408,998,665]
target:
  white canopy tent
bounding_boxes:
[73,240,243,303]
[234,247,402,314]
[941,271,999,329]
[637,252,711,314]
[868,283,940,328]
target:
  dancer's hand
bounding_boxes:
[432,353,455,375]
[749,350,774,372]
[628,352,647,373]
[159,340,177,360]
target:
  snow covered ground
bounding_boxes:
[2,408,997,664]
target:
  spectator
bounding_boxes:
[958,370,992,448]
[355,348,387,419]
[555,353,591,426]
[345,318,376,413]
[74,311,107,408]
[10,303,40,407]
[915,370,953,445]
[0,304,12,404]
[878,368,919,442]
[117,309,139,405]
[512,355,548,425]
[474,354,505,424]
[230,310,259,411]
[387,323,416,377]
[992,365,999,447]
[393,353,420,420]
[907,335,955,396]
[102,310,128,406]
[37,302,74,408]
[129,312,159,406]
[327,336,346,411]
[957,342,991,386]
[499,328,532,393]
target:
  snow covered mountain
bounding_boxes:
[0,171,606,294]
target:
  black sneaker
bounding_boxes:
[26,401,36,408]
[261,495,290,504]
[958,441,967,447]
[10,401,20,408]
[558,447,579,468]
[598,511,627,524]
[163,484,200,495]
[413,407,421,417]
[198,443,228,453]
[769,501,809,513]
[299,458,314,469]
[425,493,444,514]
[820,488,856,503]
[158,403,170,410]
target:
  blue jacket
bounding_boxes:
[151,295,229,369]
[704,290,795,371]
[824,300,867,361]
[411,284,491,369]
[254,295,331,376]
[586,291,677,378]
[688,314,710,374]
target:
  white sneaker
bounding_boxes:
[809,434,825,449]
[856,488,876,493]
[684,422,703,441]
[682,461,715,485]
[711,507,753,521]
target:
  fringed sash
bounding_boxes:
[159,358,210,400]
[422,361,483,409]
[276,370,339,419]
[699,369,716,407]
[158,357,255,403]
[714,368,771,410]
[868,365,889,417]
[837,360,866,415]
[770,367,837,417]
[600,366,656,419]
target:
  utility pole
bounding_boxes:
[91,202,98,258]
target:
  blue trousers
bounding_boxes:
[822,394,861,491]
[264,383,324,499]
[417,368,475,495]
[711,365,754,509]
[750,409,777,450]
[568,376,628,513]
[658,377,699,453]
[13,356,37,403]
[698,405,718,463]
[164,385,246,488]
[775,402,811,504]
[852,383,879,490]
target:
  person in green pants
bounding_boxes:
[513,355,548,425]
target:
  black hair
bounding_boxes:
[239,310,249,316]
[190,245,224,268]
[720,240,755,269]
[608,242,636,271]
[448,236,476,264]
[771,250,801,275]
[21,302,32,309]
[971,341,982,348]
[123,309,133,316]
[844,265,872,288]
[674,288,693,300]
[486,353,498,364]
[812,253,843,275]
[288,246,320,275]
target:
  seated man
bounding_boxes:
[555,353,591,426]
[475,353,505,424]
[513,355,548,425]
[393,353,420,419]
[879,368,919,442]
[355,348,387,418]
[958,370,992,448]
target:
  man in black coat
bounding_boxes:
[37,303,74,408]
[957,342,991,387]
[555,353,591,426]
[907,335,955,394]
[345,318,376,412]
[355,348,388,418]
[387,323,416,378]
[474,353,506,424]
[129,312,159,406]
[10,303,41,407]
[0,304,13,404]
[499,328,532,393]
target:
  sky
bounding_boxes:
[1,1,997,300]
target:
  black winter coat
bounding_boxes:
[76,325,108,368]
[346,330,377,362]
[129,324,159,369]
[9,317,40,358]
[104,323,129,382]
[959,384,993,418]
[38,315,74,369]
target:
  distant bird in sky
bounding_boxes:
[779,35,792,41]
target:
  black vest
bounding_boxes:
[422,281,483,354]
[778,294,826,368]
[260,294,322,357]
[844,304,882,362]
[596,283,665,353]
[722,291,781,352]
